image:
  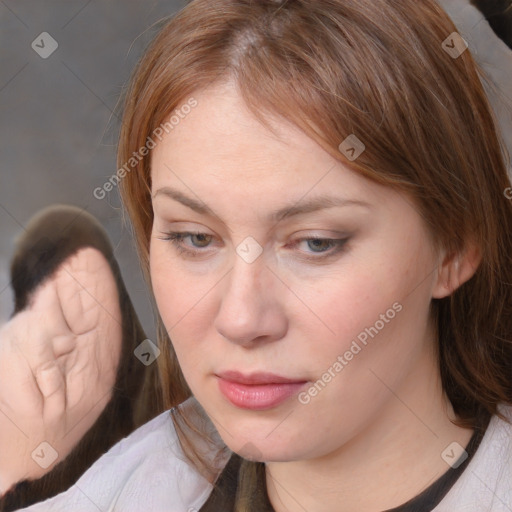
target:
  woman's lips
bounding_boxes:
[216,371,308,410]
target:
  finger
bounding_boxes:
[57,248,122,385]
[0,313,45,418]
[1,309,58,398]
[35,361,66,428]
[29,273,76,359]
[56,248,122,335]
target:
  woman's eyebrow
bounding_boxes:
[152,186,372,223]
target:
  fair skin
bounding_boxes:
[0,248,122,495]
[150,81,481,512]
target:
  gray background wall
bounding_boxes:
[0,0,511,340]
[0,0,187,340]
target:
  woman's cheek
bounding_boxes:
[311,284,409,380]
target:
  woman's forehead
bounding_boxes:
[151,84,354,187]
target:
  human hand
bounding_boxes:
[0,247,122,495]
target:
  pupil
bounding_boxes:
[309,239,330,252]
[193,234,210,247]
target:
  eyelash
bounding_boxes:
[158,231,348,261]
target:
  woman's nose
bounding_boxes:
[213,253,288,347]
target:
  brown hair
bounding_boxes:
[118,0,512,508]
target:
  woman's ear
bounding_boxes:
[432,241,482,299]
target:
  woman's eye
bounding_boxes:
[157,231,348,261]
[298,238,338,253]
[158,231,214,258]
[292,237,348,260]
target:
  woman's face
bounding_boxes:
[149,81,443,462]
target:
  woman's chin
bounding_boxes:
[215,426,307,463]
[193,390,319,461]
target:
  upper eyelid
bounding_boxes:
[163,230,345,242]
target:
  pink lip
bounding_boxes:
[216,371,308,410]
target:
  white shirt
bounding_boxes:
[16,397,230,512]
[15,398,512,512]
